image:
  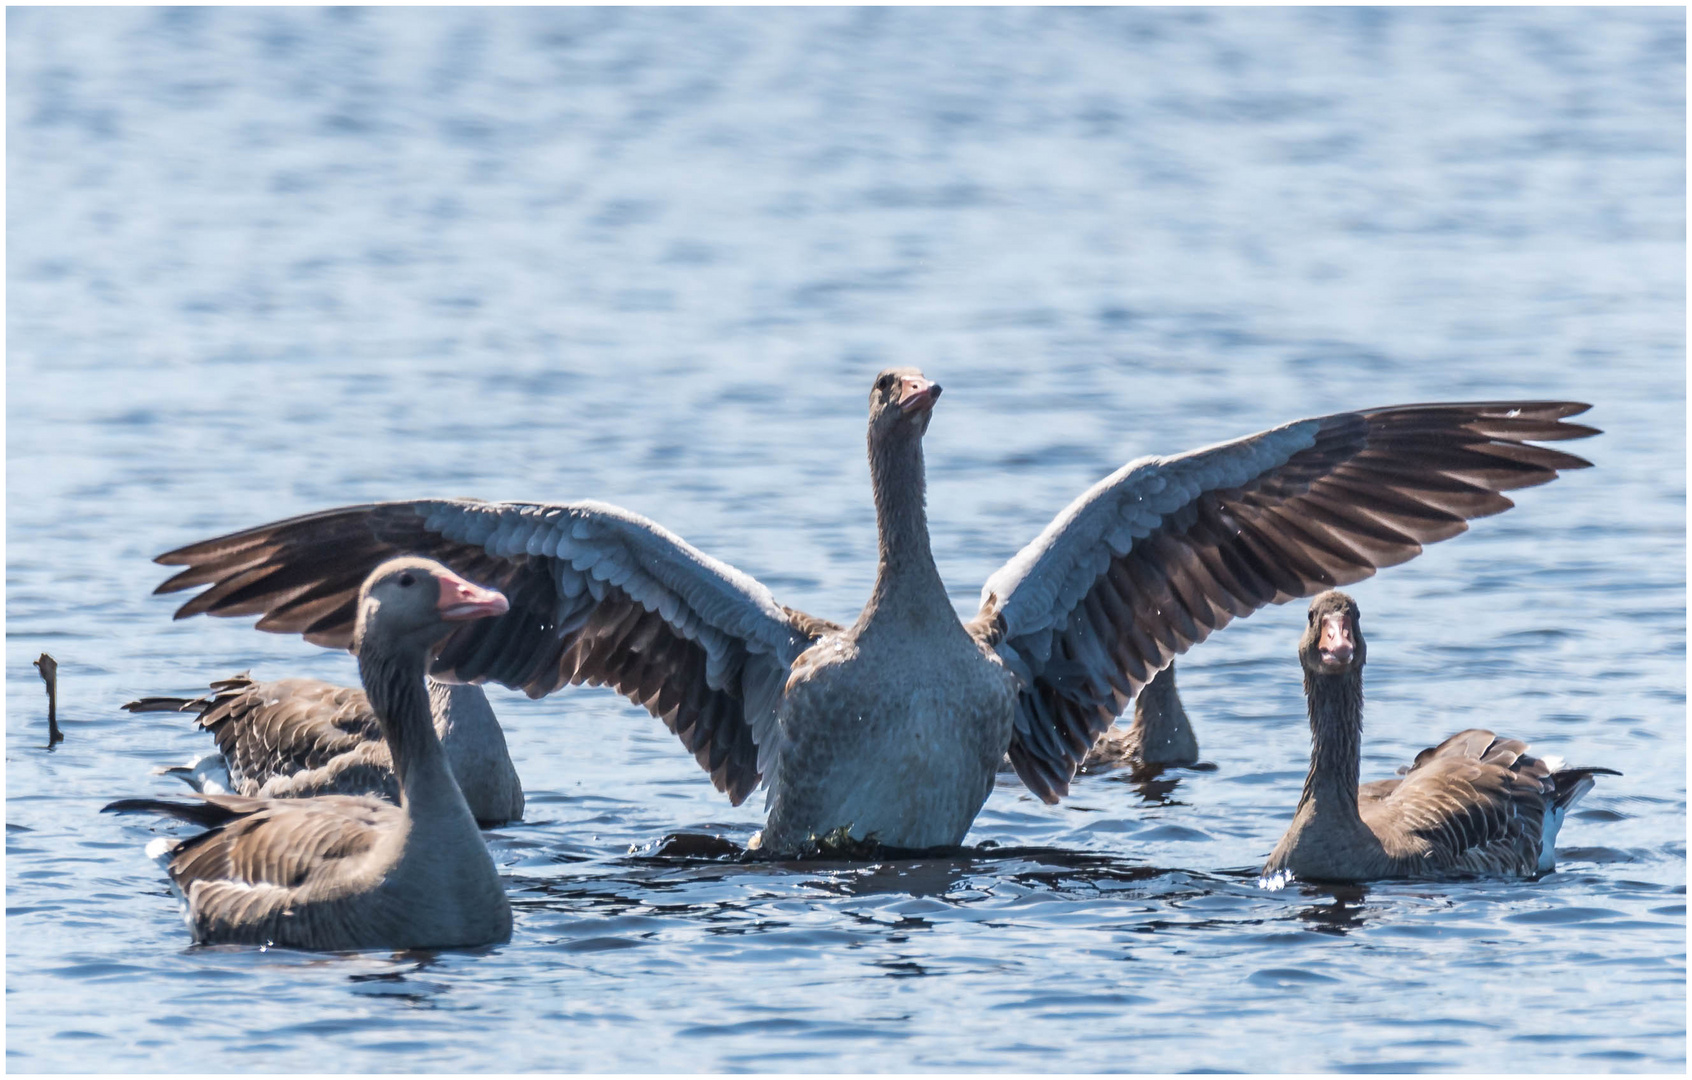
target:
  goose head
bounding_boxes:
[1300,590,1365,677]
[868,367,942,441]
[353,556,510,658]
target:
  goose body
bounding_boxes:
[108,558,514,950]
[1263,591,1618,883]
[765,602,1016,850]
[150,370,1597,855]
[126,674,524,826]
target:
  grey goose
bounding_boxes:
[107,557,514,950]
[125,673,524,826]
[148,369,1596,854]
[1001,660,1197,777]
[1263,590,1618,883]
[1081,660,1198,772]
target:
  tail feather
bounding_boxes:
[122,696,208,715]
[150,753,232,794]
[102,797,241,829]
[143,836,180,872]
[1551,766,1622,811]
[1537,765,1621,873]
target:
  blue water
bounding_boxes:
[7,7,1684,1072]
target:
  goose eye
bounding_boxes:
[398,572,416,588]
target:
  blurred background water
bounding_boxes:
[6,6,1684,1072]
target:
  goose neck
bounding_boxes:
[862,425,950,626]
[1297,668,1365,821]
[361,646,457,810]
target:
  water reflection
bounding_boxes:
[348,954,453,1005]
[1294,883,1371,936]
[803,858,974,900]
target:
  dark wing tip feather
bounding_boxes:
[121,696,199,714]
[102,798,157,814]
[102,796,237,829]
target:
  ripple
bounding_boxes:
[1505,906,1625,925]
[1247,967,1342,988]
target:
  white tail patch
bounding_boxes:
[1538,772,1598,873]
[144,837,192,914]
[143,835,177,870]
[152,753,232,795]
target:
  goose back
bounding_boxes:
[125,673,524,825]
[1362,729,1620,878]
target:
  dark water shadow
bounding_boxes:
[1084,759,1220,806]
[1293,882,1371,935]
[519,830,1239,915]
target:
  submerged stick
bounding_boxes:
[33,653,61,748]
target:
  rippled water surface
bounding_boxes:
[7,7,1685,1072]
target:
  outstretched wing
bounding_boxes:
[969,402,1598,802]
[153,500,841,804]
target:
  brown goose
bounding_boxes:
[106,557,514,950]
[125,674,524,826]
[148,369,1596,853]
[1262,591,1618,883]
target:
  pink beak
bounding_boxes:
[1318,613,1354,665]
[435,571,510,621]
[897,374,942,415]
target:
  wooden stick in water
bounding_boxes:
[33,653,61,748]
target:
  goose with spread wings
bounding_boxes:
[152,369,1597,853]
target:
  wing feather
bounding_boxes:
[155,500,841,806]
[1371,729,1557,875]
[975,402,1597,802]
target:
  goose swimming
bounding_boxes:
[1262,591,1618,883]
[149,369,1597,853]
[107,557,514,950]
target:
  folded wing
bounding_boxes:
[126,674,384,786]
[1373,729,1552,874]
